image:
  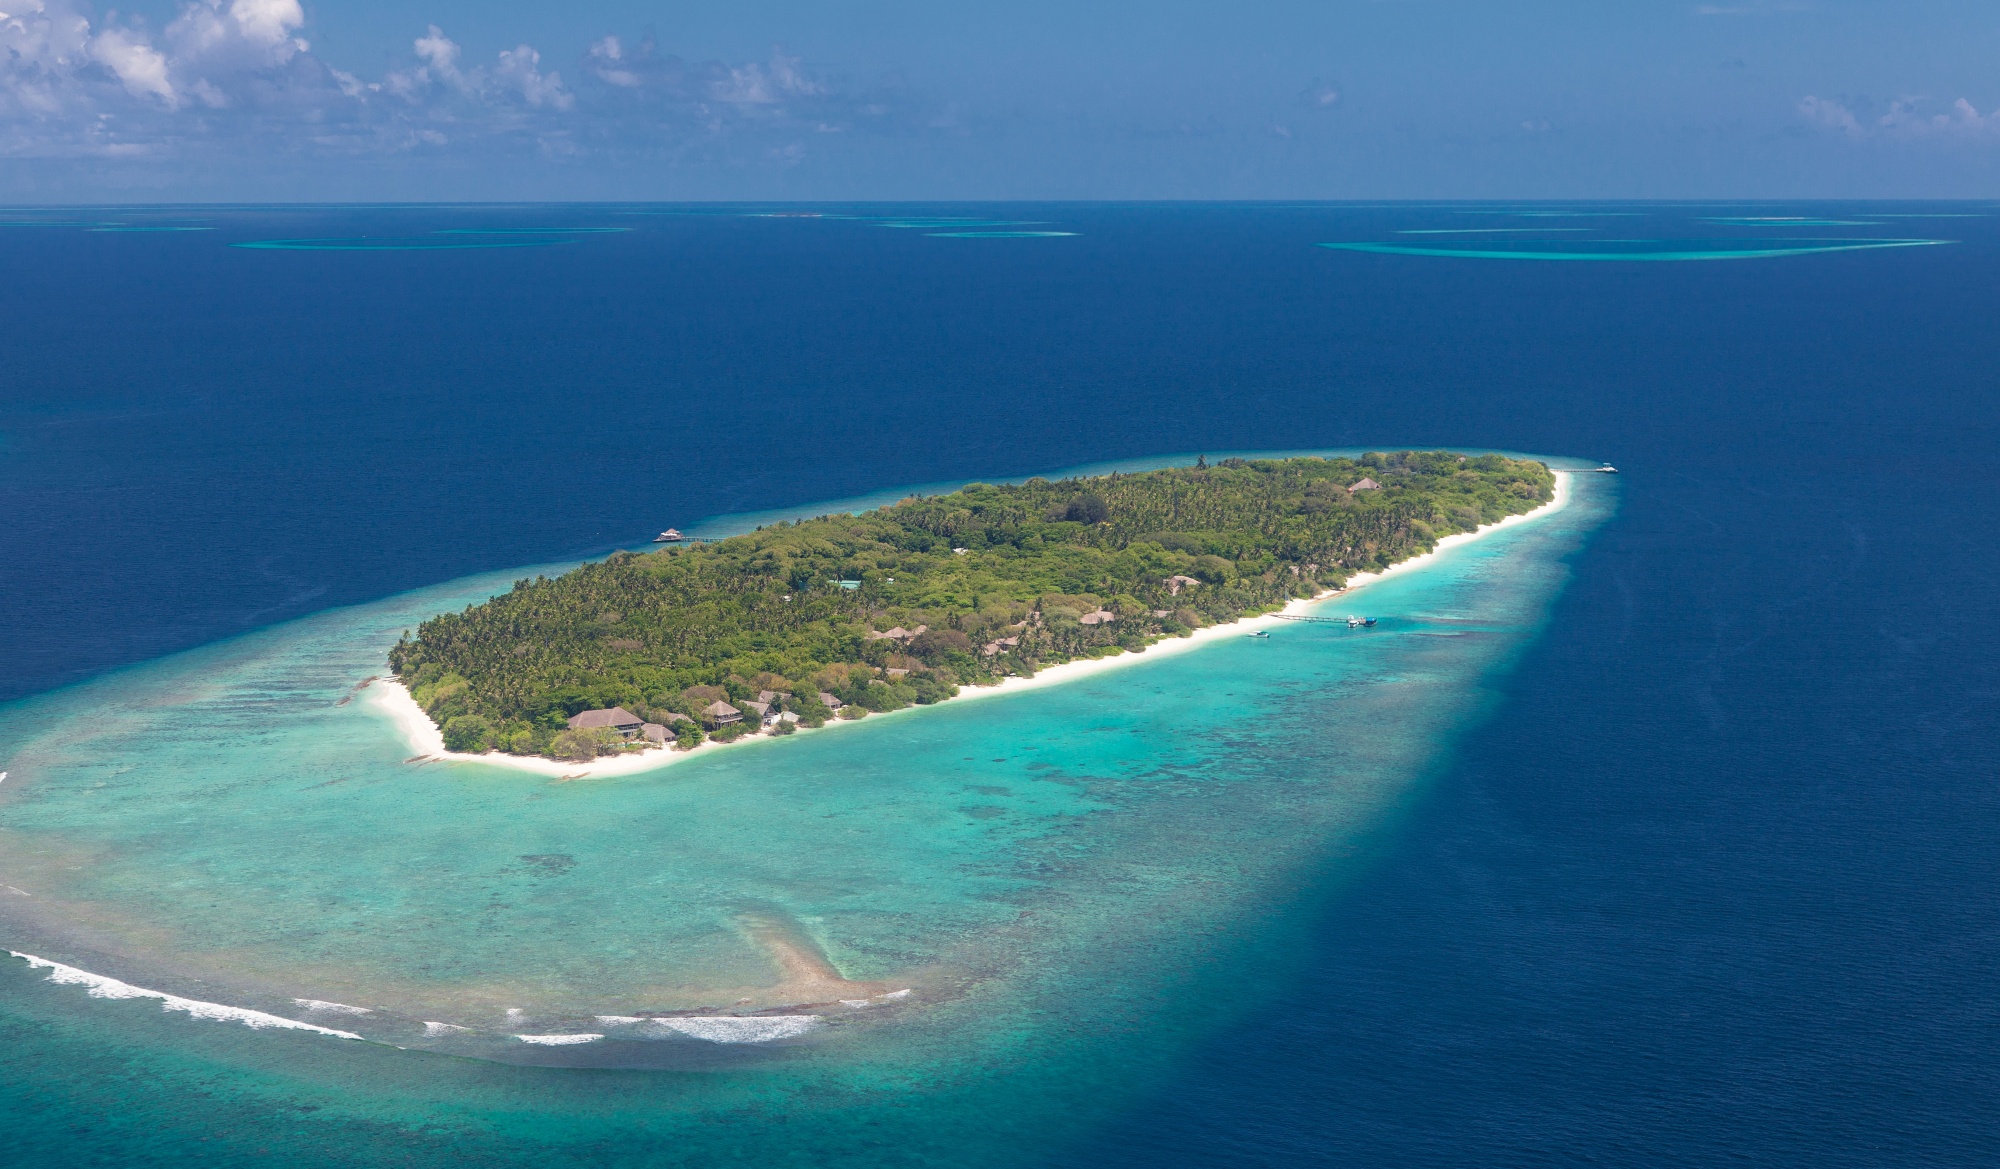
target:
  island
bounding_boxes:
[388,452,1555,761]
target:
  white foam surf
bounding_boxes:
[9,952,363,1040]
[293,998,371,1015]
[514,1032,603,1045]
[423,1021,470,1036]
[655,1015,821,1043]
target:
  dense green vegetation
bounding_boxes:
[390,452,1554,759]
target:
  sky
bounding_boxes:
[0,1,1995,200]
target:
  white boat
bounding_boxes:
[653,528,685,542]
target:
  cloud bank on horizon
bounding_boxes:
[0,0,918,174]
[0,0,1995,199]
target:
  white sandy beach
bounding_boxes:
[372,470,1572,779]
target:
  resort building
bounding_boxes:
[867,625,927,641]
[818,691,845,710]
[641,723,669,745]
[568,707,644,737]
[1349,477,1381,491]
[1078,610,1117,626]
[703,700,743,727]
[1165,574,1201,595]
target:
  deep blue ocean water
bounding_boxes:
[3,203,1998,1165]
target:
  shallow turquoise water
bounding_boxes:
[0,463,1609,1164]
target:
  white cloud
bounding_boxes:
[1800,93,1997,140]
[1798,95,1863,136]
[0,4,923,165]
[226,0,305,48]
[1300,84,1340,109]
[586,36,640,88]
[412,25,460,81]
[89,27,176,105]
[492,44,572,110]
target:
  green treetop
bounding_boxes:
[390,452,1553,759]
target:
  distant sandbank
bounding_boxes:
[372,470,1572,779]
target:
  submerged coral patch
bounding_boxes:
[0,456,1605,1075]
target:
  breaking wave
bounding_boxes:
[9,952,362,1040]
[590,1014,823,1043]
[656,1015,821,1043]
[514,1033,604,1045]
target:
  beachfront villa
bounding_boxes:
[703,700,743,727]
[867,625,927,641]
[568,707,644,738]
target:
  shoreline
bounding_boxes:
[372,470,1573,779]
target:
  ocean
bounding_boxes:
[1,204,1996,1166]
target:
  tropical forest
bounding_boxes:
[388,452,1555,759]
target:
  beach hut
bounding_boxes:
[641,723,669,745]
[818,691,845,710]
[703,700,743,727]
[568,707,644,737]
[867,625,927,641]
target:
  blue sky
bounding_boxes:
[1,1,1994,200]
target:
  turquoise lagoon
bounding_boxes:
[0,460,1610,1165]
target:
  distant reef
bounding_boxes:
[390,452,1554,760]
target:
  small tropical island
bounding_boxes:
[388,452,1555,761]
